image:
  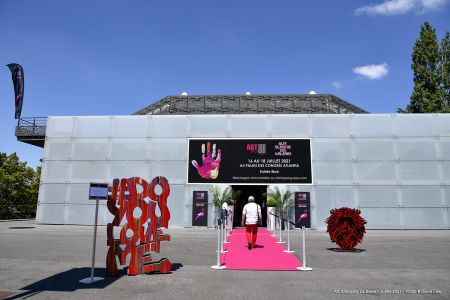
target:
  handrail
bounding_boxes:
[17,117,48,127]
[15,117,47,139]
[269,212,296,226]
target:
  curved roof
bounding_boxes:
[134,94,368,115]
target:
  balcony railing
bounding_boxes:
[15,117,47,147]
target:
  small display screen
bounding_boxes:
[89,183,109,200]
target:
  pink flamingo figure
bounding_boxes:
[195,209,205,222]
[298,210,308,222]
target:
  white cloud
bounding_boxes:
[353,63,389,80]
[332,81,342,89]
[355,0,448,16]
[355,0,415,15]
[421,0,448,10]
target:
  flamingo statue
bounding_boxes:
[298,210,308,222]
[195,209,205,222]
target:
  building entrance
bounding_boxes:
[232,185,267,227]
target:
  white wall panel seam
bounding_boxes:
[148,115,153,137]
[187,115,191,137]
[64,183,70,224]
[227,115,230,137]
[310,185,317,229]
[268,115,272,137]
[183,186,189,227]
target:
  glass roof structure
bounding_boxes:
[134,94,368,115]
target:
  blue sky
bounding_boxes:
[1,0,449,168]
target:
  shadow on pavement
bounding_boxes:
[7,227,35,230]
[326,248,366,253]
[5,263,184,299]
[4,267,116,299]
[170,263,183,272]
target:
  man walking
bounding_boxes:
[241,196,262,250]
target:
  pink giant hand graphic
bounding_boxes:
[195,209,205,221]
[191,142,222,179]
[298,210,308,222]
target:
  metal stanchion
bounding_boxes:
[297,226,312,271]
[283,219,294,253]
[276,214,284,244]
[219,218,223,252]
[270,212,276,236]
[220,217,228,253]
[229,213,233,233]
[211,218,226,270]
[224,216,230,244]
[272,217,276,237]
[271,222,276,237]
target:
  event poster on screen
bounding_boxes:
[192,191,208,226]
[187,138,312,185]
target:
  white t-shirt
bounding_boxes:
[242,202,261,225]
[222,202,228,210]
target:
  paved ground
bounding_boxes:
[0,220,449,300]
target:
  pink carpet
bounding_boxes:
[221,228,302,270]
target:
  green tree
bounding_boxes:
[267,186,294,229]
[407,22,442,113]
[0,152,40,219]
[210,186,240,227]
[210,186,240,208]
[439,32,450,112]
[266,186,293,217]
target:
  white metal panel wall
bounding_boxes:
[38,114,450,229]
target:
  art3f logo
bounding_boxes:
[246,143,266,155]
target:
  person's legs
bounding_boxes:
[245,224,252,249]
[251,225,258,248]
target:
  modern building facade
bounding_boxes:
[35,94,450,229]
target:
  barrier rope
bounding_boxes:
[268,212,312,271]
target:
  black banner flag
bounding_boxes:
[7,63,24,119]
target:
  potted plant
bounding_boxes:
[210,186,239,228]
[227,190,240,229]
[267,186,294,230]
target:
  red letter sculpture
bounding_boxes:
[326,207,366,251]
[106,176,172,276]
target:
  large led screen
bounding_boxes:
[187,138,312,185]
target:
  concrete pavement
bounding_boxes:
[0,220,449,299]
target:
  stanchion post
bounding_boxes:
[211,218,226,269]
[272,214,276,235]
[276,214,284,244]
[297,226,312,271]
[220,217,228,253]
[224,216,230,244]
[283,219,294,253]
[219,218,223,252]
[271,213,276,236]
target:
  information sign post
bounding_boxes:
[79,183,109,284]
